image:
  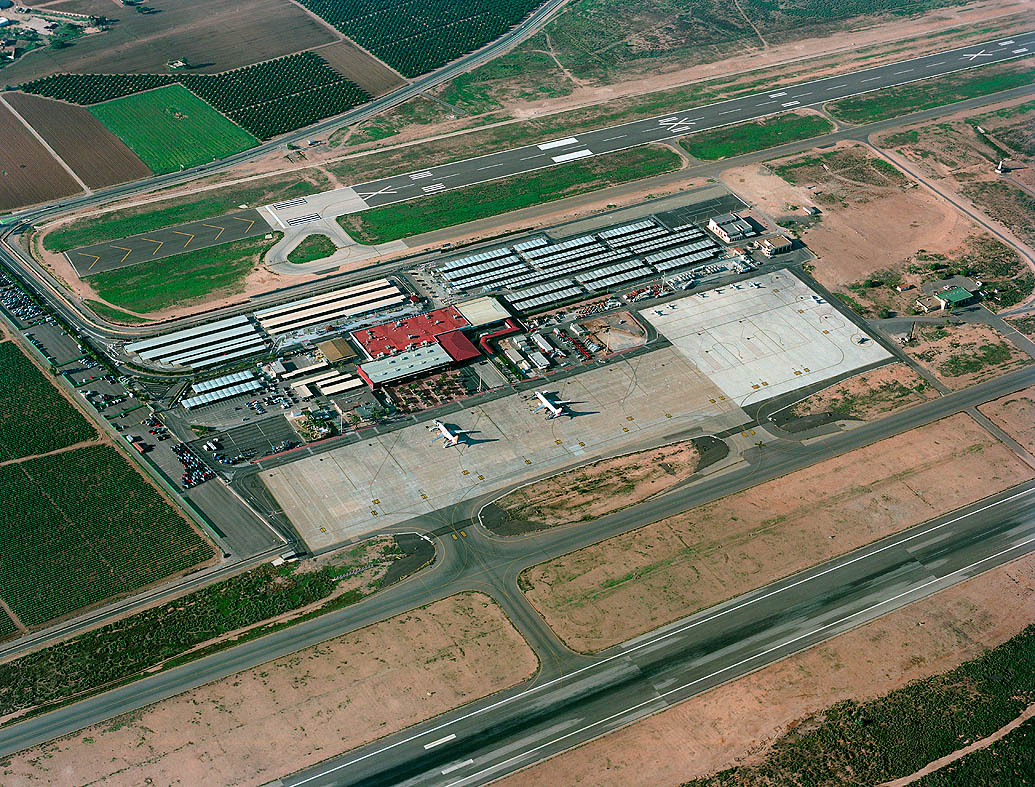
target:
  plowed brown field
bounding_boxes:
[315,40,405,97]
[0,102,81,211]
[4,92,151,189]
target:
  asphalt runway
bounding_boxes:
[66,209,267,276]
[265,33,1035,226]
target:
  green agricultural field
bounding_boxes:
[688,624,1035,786]
[89,233,281,314]
[287,233,337,263]
[89,85,258,174]
[0,341,96,461]
[340,145,682,244]
[0,535,429,720]
[680,112,834,160]
[0,444,215,627]
[827,60,1035,125]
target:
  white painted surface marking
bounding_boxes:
[537,137,578,150]
[781,100,800,107]
[551,149,593,163]
[442,759,475,775]
[826,84,848,90]
[769,91,787,97]
[409,171,434,180]
[422,183,446,193]
[425,734,457,750]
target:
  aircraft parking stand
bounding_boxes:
[260,346,747,551]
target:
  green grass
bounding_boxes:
[915,716,1035,786]
[0,537,405,720]
[688,624,1035,787]
[0,444,214,627]
[940,342,1014,377]
[340,145,682,243]
[287,233,337,264]
[83,299,150,324]
[43,171,329,252]
[827,60,1035,125]
[89,233,281,313]
[89,85,258,174]
[680,113,834,160]
[0,341,96,461]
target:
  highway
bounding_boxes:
[2,361,1033,766]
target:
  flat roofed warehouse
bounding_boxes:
[357,344,454,387]
[254,280,405,334]
[316,337,357,363]
[125,315,266,368]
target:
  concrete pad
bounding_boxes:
[261,186,371,229]
[641,271,891,407]
[261,346,748,551]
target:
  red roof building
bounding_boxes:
[436,330,480,362]
[351,306,471,359]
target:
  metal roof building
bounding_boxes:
[357,345,453,387]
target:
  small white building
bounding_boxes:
[708,213,756,244]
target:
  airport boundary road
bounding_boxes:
[1,362,1032,761]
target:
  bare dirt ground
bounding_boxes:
[978,385,1035,454]
[579,311,646,353]
[3,92,151,189]
[905,322,1032,391]
[521,413,1033,653]
[0,99,82,212]
[314,40,405,97]
[789,362,938,421]
[0,592,537,787]
[496,439,702,529]
[501,551,1035,787]
[0,0,337,83]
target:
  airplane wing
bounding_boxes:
[532,404,546,413]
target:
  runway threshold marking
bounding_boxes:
[111,245,133,263]
[141,237,163,255]
[77,251,101,270]
[425,733,457,749]
[171,231,195,248]
[232,217,256,233]
[202,223,225,241]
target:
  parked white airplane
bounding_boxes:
[532,391,575,420]
[427,419,470,447]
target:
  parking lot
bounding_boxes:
[190,416,302,469]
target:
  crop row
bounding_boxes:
[296,0,540,77]
[0,445,214,627]
[0,341,96,462]
[18,52,370,139]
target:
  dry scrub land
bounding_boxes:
[979,385,1035,455]
[905,322,1031,391]
[1,593,536,787]
[503,553,1035,787]
[520,413,1032,653]
[787,362,937,422]
[489,439,704,534]
[723,142,1032,316]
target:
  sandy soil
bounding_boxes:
[722,143,976,291]
[978,385,1035,454]
[497,439,702,529]
[521,413,1033,653]
[0,593,537,787]
[579,311,646,353]
[501,551,1035,787]
[906,322,1032,391]
[789,362,938,421]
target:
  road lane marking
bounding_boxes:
[794,92,812,97]
[537,137,578,150]
[928,61,946,66]
[552,149,593,163]
[601,134,628,141]
[826,84,848,90]
[111,245,133,263]
[999,39,1015,45]
[1014,48,1029,54]
[171,231,195,248]
[292,480,1035,787]
[202,223,225,241]
[893,69,913,74]
[861,76,881,82]
[719,109,740,115]
[447,532,1035,787]
[757,100,776,105]
[231,217,256,233]
[477,162,506,170]
[520,153,545,160]
[425,733,457,749]
[442,759,474,775]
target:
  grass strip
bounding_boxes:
[339,145,682,244]
[680,113,834,160]
[88,233,280,314]
[0,538,414,723]
[689,624,1035,786]
[287,233,337,264]
[827,59,1035,125]
[83,299,149,324]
